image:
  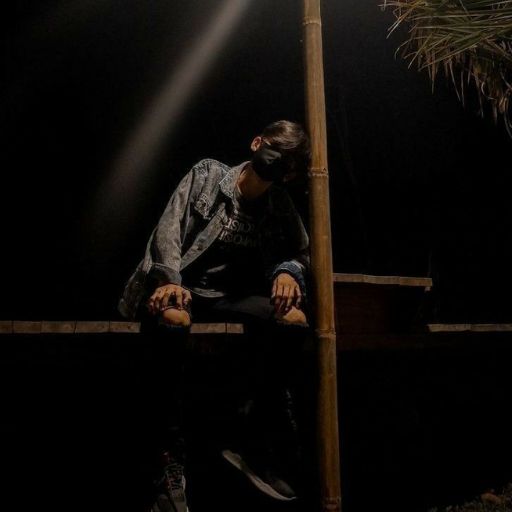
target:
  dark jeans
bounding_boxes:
[138,289,311,474]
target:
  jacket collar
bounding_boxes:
[218,160,277,216]
[219,161,249,199]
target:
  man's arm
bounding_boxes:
[263,191,310,312]
[270,245,309,296]
[146,168,195,287]
[269,193,310,293]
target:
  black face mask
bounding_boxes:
[251,146,288,183]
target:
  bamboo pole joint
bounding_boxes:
[315,329,337,344]
[309,166,328,175]
[323,497,342,511]
[303,17,322,27]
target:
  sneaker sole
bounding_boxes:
[221,449,297,502]
[151,494,189,512]
[152,476,188,512]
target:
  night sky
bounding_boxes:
[3,0,511,322]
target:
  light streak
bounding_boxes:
[93,0,253,231]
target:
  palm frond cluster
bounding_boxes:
[382,0,512,134]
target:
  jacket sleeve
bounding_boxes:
[267,193,310,296]
[146,168,195,287]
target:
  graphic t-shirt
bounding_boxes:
[182,182,268,297]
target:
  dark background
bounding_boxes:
[2,3,512,512]
[2,0,511,321]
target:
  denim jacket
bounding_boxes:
[117,159,310,320]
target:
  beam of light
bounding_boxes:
[91,0,253,235]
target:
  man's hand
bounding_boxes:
[271,273,302,314]
[147,283,192,315]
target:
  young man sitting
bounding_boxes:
[118,120,311,512]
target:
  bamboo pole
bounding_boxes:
[302,1,342,511]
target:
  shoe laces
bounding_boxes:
[163,460,185,493]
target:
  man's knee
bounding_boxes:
[160,307,192,328]
[273,306,308,327]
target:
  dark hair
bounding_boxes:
[261,120,311,174]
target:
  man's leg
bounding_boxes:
[206,293,308,327]
[207,293,311,500]
[139,297,191,512]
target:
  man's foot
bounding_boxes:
[221,449,297,501]
[151,493,189,512]
[151,452,189,512]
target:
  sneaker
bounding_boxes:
[151,452,189,512]
[221,449,297,501]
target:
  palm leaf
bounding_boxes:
[382,0,512,135]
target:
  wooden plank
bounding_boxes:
[41,321,76,334]
[0,321,13,334]
[13,321,42,334]
[333,273,432,289]
[226,323,244,334]
[0,321,244,336]
[428,323,471,332]
[109,321,140,333]
[471,324,512,332]
[190,323,227,334]
[74,321,110,333]
[428,323,512,333]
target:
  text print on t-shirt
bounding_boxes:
[218,206,258,248]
